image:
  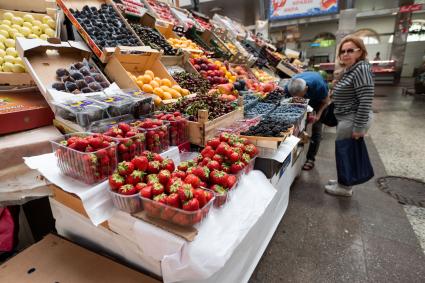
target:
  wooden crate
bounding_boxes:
[239,126,294,149]
[188,106,244,146]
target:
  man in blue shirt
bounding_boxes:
[286,71,330,171]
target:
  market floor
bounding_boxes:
[249,79,425,283]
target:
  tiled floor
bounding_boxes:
[250,79,425,282]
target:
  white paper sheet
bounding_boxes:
[24,153,114,226]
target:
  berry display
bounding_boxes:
[240,118,292,137]
[150,112,189,146]
[130,24,177,56]
[52,60,109,93]
[260,87,285,104]
[70,4,140,49]
[266,104,306,124]
[244,102,276,117]
[132,118,170,153]
[52,133,117,184]
[172,71,211,94]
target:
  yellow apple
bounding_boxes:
[23,14,35,22]
[27,34,38,39]
[32,26,42,36]
[47,19,56,29]
[23,22,32,29]
[0,24,11,32]
[0,42,5,50]
[44,28,55,37]
[3,12,14,21]
[2,20,12,26]
[0,34,6,43]
[19,26,31,36]
[42,15,53,24]
[11,17,24,26]
[4,38,15,48]
[0,49,6,57]
[3,62,14,72]
[41,24,49,32]
[0,57,4,65]
[6,47,17,57]
[3,55,15,63]
[13,33,24,39]
[32,20,43,27]
[11,24,21,30]
[39,34,48,41]
[0,30,8,38]
[12,63,25,73]
[13,57,23,65]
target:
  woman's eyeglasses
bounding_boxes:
[340,48,360,55]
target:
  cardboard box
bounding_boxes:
[161,52,198,74]
[0,8,60,86]
[16,37,110,105]
[0,0,56,13]
[0,91,54,135]
[57,0,142,62]
[104,46,177,90]
[0,233,160,283]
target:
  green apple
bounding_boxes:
[32,26,42,36]
[4,38,15,48]
[0,42,5,50]
[22,22,32,29]
[44,28,55,38]
[0,30,8,38]
[27,34,38,39]
[3,62,14,72]
[6,47,17,57]
[12,63,25,73]
[32,20,43,27]
[23,14,35,22]
[0,49,6,57]
[11,17,24,26]
[3,55,15,63]
[3,12,14,21]
[39,34,48,41]
[19,26,31,36]
[2,20,12,26]
[47,19,56,29]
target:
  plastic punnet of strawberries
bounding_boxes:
[102,122,146,162]
[132,118,170,153]
[52,133,117,184]
[109,151,215,226]
[151,111,189,146]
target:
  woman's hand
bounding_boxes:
[352,132,365,139]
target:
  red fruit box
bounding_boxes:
[134,119,170,153]
[148,112,189,146]
[50,133,118,185]
[109,189,142,213]
[211,177,239,208]
[139,192,215,227]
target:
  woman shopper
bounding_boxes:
[325,35,374,197]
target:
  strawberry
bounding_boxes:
[142,150,154,161]
[229,151,241,163]
[219,132,231,142]
[167,177,183,194]
[221,162,231,174]
[210,170,229,187]
[88,136,102,149]
[135,182,147,192]
[75,138,89,151]
[162,159,175,172]
[125,170,145,185]
[147,161,161,174]
[178,184,194,202]
[201,157,212,166]
[239,137,249,145]
[177,161,189,172]
[158,170,171,185]
[182,198,200,211]
[109,173,125,190]
[118,184,137,195]
[171,170,186,180]
[201,146,215,159]
[184,174,201,188]
[118,143,129,153]
[216,142,230,156]
[166,193,180,208]
[152,182,165,196]
[241,153,251,165]
[172,212,190,226]
[207,160,221,171]
[230,161,245,174]
[206,138,220,149]
[153,193,167,204]
[212,154,224,164]
[139,185,153,199]
[153,153,164,163]
[244,144,258,158]
[131,156,149,171]
[161,206,177,220]
[118,122,131,133]
[210,184,226,195]
[193,188,207,207]
[118,161,134,176]
[204,190,213,202]
[227,174,237,189]
[146,174,159,185]
[192,166,210,181]
[232,147,243,157]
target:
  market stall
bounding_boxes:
[1,1,309,282]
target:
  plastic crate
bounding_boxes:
[51,133,117,184]
[134,119,170,153]
[109,189,142,213]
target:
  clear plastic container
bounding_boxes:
[53,98,109,129]
[109,189,142,213]
[149,112,189,146]
[244,156,257,175]
[211,177,239,208]
[90,93,135,117]
[139,190,215,227]
[50,133,118,185]
[89,115,146,162]
[134,119,170,153]
[120,89,155,118]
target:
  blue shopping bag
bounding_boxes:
[335,138,374,186]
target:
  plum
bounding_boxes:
[52,82,65,91]
[75,79,88,89]
[70,71,84,80]
[56,68,69,77]
[84,76,95,84]
[65,81,78,92]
